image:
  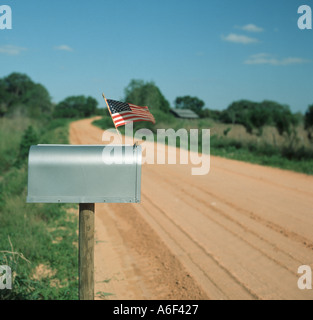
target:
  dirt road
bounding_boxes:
[70,117,313,300]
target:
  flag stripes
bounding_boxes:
[106,99,155,128]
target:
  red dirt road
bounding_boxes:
[70,117,313,300]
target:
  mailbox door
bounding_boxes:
[27,145,141,203]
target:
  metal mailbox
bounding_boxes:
[27,144,142,204]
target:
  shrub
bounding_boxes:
[15,126,39,167]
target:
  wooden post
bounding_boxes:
[79,203,95,300]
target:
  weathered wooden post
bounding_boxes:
[79,203,95,300]
[27,144,141,300]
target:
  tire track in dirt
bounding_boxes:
[139,169,312,300]
[148,164,313,249]
[211,160,313,199]
[148,165,313,250]
[70,117,313,300]
[142,169,304,275]
[140,192,259,300]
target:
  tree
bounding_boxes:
[53,95,98,118]
[199,108,221,120]
[0,79,9,117]
[3,72,33,102]
[270,104,300,152]
[304,104,313,141]
[219,99,299,137]
[0,72,53,117]
[23,83,53,117]
[271,104,296,135]
[220,100,257,133]
[174,96,205,116]
[124,79,170,113]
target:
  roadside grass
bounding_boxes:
[93,115,313,175]
[96,291,115,299]
[0,117,34,174]
[0,116,79,300]
[209,137,313,175]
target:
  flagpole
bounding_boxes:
[102,93,123,144]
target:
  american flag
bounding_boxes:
[106,99,156,128]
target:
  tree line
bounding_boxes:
[0,72,99,119]
[123,79,313,145]
[0,72,313,143]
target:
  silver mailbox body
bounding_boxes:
[27,144,141,203]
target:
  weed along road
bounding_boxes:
[70,117,313,300]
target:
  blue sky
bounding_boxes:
[1,0,312,113]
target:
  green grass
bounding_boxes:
[207,134,313,175]
[96,291,114,299]
[0,117,34,174]
[209,137,313,175]
[93,115,313,175]
[0,116,79,300]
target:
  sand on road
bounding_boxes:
[70,117,313,300]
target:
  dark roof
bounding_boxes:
[170,108,199,119]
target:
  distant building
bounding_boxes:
[170,108,199,119]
